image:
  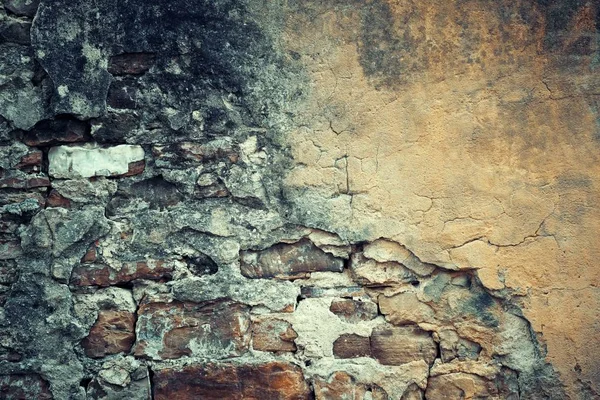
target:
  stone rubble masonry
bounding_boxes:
[0,0,590,398]
[48,144,145,179]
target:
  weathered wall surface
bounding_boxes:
[0,0,598,399]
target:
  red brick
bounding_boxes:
[80,243,97,263]
[152,142,239,167]
[15,150,42,173]
[123,160,145,177]
[45,189,71,209]
[153,362,311,400]
[134,300,250,360]
[70,260,173,287]
[81,310,136,358]
[0,176,50,189]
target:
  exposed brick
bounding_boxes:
[108,53,155,75]
[370,326,437,366]
[123,160,146,177]
[153,361,311,400]
[70,260,174,287]
[313,372,388,400]
[0,176,50,189]
[333,334,371,359]
[14,150,42,173]
[0,374,53,400]
[252,318,297,352]
[378,292,436,326]
[241,239,344,280]
[45,189,71,209]
[80,243,97,263]
[134,300,250,360]
[81,310,136,358]
[23,118,89,146]
[330,298,378,323]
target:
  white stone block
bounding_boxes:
[48,144,145,179]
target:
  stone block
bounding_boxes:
[48,144,145,178]
[23,118,89,146]
[370,326,437,366]
[153,361,311,400]
[241,239,344,279]
[252,318,297,352]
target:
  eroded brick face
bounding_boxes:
[241,239,344,279]
[153,362,311,400]
[252,318,297,352]
[71,260,174,287]
[370,326,437,366]
[81,310,136,358]
[134,300,250,360]
[0,374,53,400]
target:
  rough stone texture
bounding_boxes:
[329,298,378,323]
[48,144,145,178]
[86,357,150,400]
[0,0,597,398]
[313,371,388,400]
[370,326,437,366]
[333,334,371,359]
[241,239,345,279]
[134,299,250,360]
[153,362,311,400]
[81,310,136,358]
[252,317,297,352]
[0,374,53,399]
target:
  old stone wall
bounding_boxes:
[0,0,598,399]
